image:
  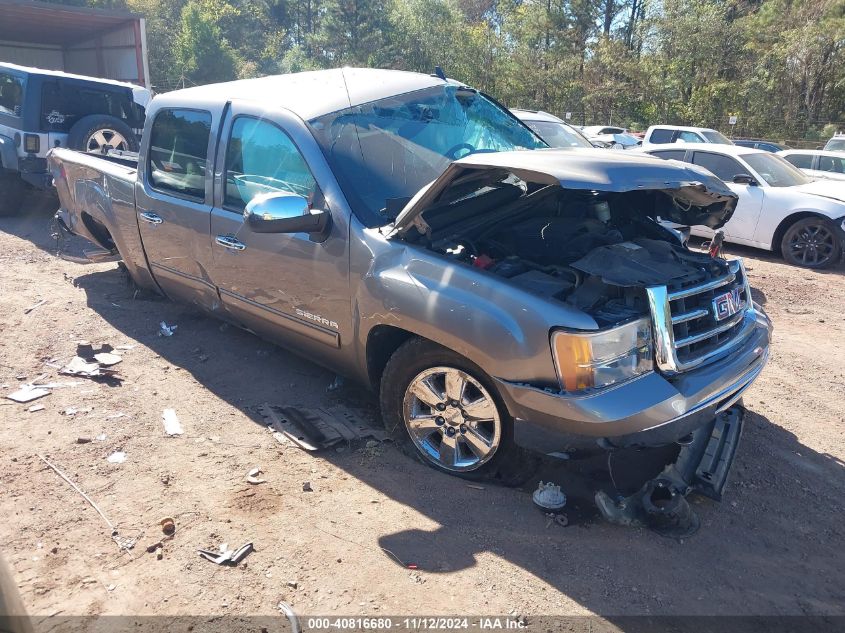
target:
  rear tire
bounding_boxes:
[379,338,537,486]
[67,115,139,154]
[780,217,842,269]
[0,170,26,217]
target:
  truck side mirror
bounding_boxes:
[732,173,758,186]
[244,192,331,239]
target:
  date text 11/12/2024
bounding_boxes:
[305,617,528,630]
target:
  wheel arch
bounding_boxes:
[365,324,421,390]
[771,211,832,254]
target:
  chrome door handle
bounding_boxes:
[215,235,246,251]
[139,211,163,225]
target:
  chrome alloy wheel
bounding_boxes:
[402,366,502,472]
[85,129,129,153]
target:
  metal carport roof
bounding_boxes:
[0,0,141,46]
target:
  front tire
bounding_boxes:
[780,217,842,269]
[379,338,536,485]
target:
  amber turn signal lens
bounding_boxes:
[552,333,594,391]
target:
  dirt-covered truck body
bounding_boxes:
[48,68,771,521]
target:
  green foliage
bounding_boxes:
[173,0,240,86]
[45,0,845,137]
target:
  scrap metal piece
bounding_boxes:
[277,601,302,633]
[60,356,102,377]
[94,352,122,366]
[198,542,253,565]
[24,299,47,314]
[112,532,141,551]
[162,409,183,436]
[7,385,50,403]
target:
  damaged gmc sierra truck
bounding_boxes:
[48,68,772,527]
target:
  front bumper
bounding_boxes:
[500,307,771,454]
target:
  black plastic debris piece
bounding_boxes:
[595,406,744,538]
[259,404,387,451]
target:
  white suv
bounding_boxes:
[642,125,734,148]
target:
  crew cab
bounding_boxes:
[49,69,771,514]
[0,62,149,215]
[644,144,845,268]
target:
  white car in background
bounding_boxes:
[823,133,845,152]
[510,109,595,149]
[581,124,640,149]
[642,125,734,148]
[644,145,845,268]
[778,149,845,182]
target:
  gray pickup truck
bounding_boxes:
[48,68,771,518]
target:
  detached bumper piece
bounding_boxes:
[595,405,744,537]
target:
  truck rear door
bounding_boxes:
[206,102,350,356]
[134,106,219,308]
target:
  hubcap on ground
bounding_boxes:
[788,224,835,266]
[402,366,501,472]
[86,129,129,153]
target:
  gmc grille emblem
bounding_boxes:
[712,287,745,321]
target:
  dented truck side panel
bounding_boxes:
[351,224,596,388]
[53,154,157,292]
[47,69,772,479]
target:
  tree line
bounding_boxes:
[54,0,845,143]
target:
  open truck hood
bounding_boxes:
[393,149,737,234]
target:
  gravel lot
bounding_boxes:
[1,201,844,622]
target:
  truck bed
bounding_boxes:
[48,147,158,292]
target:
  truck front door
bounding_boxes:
[207,103,351,360]
[135,107,219,308]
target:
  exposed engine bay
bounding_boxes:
[413,178,730,327]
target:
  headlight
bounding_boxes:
[551,318,653,392]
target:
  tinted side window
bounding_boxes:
[40,80,139,132]
[224,117,318,212]
[651,149,687,161]
[649,128,675,144]
[819,155,845,173]
[691,152,744,181]
[783,154,812,169]
[148,109,212,200]
[0,71,25,117]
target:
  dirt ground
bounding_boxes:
[1,198,845,624]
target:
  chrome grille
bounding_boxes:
[647,259,755,373]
